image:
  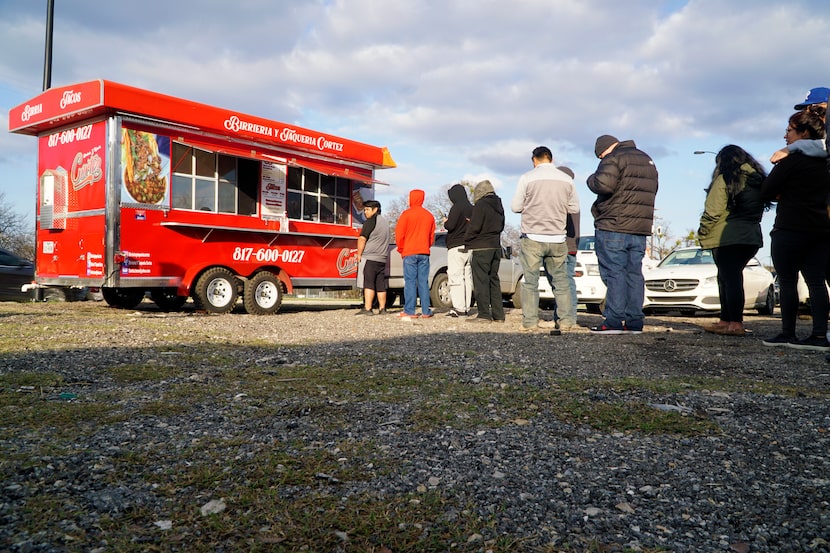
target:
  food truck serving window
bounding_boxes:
[170,142,257,215]
[286,166,351,225]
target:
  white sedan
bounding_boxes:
[643,247,775,316]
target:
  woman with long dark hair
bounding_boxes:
[761,107,830,350]
[698,145,768,336]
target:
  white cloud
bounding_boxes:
[1,0,828,254]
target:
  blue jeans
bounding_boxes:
[519,238,575,329]
[551,253,578,321]
[403,254,431,316]
[595,229,646,330]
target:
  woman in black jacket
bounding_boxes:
[464,180,505,323]
[761,107,830,351]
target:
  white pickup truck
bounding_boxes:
[385,232,524,310]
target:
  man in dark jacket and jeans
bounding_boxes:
[464,180,505,323]
[587,135,658,335]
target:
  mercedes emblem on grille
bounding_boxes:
[663,279,677,291]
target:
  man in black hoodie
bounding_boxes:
[464,180,506,323]
[444,184,474,317]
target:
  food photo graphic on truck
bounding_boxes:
[8,80,395,314]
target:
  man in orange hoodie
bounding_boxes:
[395,189,436,320]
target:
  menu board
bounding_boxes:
[261,160,287,220]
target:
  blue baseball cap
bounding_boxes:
[794,87,830,109]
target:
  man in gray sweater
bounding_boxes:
[511,146,580,332]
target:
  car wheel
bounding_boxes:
[193,267,239,314]
[243,271,282,315]
[757,286,775,316]
[102,287,145,309]
[429,272,451,310]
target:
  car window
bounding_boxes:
[659,249,714,266]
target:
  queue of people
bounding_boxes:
[355,85,830,356]
[698,86,830,353]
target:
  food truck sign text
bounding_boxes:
[223,116,344,154]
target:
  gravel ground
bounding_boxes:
[1,299,829,552]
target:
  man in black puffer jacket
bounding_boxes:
[587,135,659,335]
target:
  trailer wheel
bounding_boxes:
[150,288,187,312]
[193,268,238,314]
[243,271,282,315]
[429,272,452,310]
[102,287,145,309]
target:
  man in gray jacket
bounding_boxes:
[587,135,658,334]
[511,146,580,332]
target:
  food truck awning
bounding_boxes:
[8,79,397,170]
[286,158,390,186]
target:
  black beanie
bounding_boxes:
[594,135,619,158]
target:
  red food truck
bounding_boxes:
[8,80,395,314]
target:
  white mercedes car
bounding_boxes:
[643,247,775,316]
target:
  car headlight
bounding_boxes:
[703,275,718,286]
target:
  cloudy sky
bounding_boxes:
[2,0,829,263]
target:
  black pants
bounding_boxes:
[471,249,504,321]
[711,244,759,323]
[771,229,830,337]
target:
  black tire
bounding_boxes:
[243,271,283,315]
[540,299,556,311]
[41,288,68,302]
[757,286,775,316]
[192,267,238,314]
[586,303,603,314]
[429,272,451,310]
[384,291,398,308]
[511,285,522,309]
[102,287,145,309]
[150,288,187,311]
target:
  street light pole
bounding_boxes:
[43,0,55,91]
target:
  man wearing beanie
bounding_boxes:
[511,146,580,332]
[464,180,506,323]
[587,135,658,334]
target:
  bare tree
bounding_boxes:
[0,192,34,259]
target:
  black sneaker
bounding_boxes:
[790,335,830,351]
[446,309,460,318]
[378,309,388,315]
[761,333,797,347]
[355,308,374,316]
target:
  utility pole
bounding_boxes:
[43,0,55,91]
